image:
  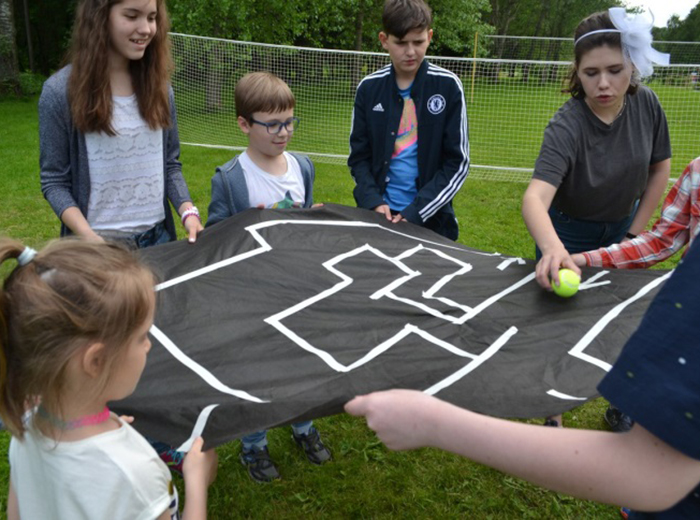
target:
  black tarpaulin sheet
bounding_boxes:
[113,204,670,449]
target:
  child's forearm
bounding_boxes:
[521,192,560,253]
[181,481,208,520]
[427,399,699,511]
[7,481,19,520]
[347,391,700,512]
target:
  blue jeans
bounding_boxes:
[133,221,171,249]
[242,421,313,451]
[100,221,171,250]
[536,203,638,259]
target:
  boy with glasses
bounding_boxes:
[348,0,470,240]
[207,72,316,226]
[207,72,330,482]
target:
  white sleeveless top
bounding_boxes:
[85,94,165,234]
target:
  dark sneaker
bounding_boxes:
[605,405,634,433]
[151,441,184,476]
[292,427,332,465]
[543,418,560,427]
[239,446,280,483]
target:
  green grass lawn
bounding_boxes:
[0,96,682,518]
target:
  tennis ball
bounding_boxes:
[551,268,580,298]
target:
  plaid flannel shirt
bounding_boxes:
[583,157,700,269]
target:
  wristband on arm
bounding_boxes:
[181,206,201,227]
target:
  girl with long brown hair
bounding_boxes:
[39,0,203,248]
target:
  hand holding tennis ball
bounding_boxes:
[551,268,580,297]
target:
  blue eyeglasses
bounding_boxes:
[249,117,300,135]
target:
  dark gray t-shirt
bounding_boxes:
[533,86,671,222]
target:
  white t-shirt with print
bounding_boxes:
[85,94,165,234]
[239,151,305,208]
[10,414,179,520]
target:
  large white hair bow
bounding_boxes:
[608,7,670,77]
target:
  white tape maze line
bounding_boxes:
[371,245,536,324]
[424,327,518,395]
[156,219,503,292]
[497,257,525,271]
[150,219,519,431]
[176,404,220,452]
[568,270,673,372]
[546,390,588,401]
[547,269,673,400]
[579,270,611,291]
[370,244,474,322]
[266,243,526,376]
[150,325,267,403]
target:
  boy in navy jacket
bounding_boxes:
[348,0,470,240]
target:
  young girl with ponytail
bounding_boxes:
[0,239,217,519]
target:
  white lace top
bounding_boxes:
[85,95,165,234]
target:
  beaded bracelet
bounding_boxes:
[181,206,201,227]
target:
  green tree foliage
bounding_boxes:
[431,0,492,56]
[168,0,305,44]
[167,0,492,56]
[653,3,700,42]
[504,0,625,38]
[483,0,624,65]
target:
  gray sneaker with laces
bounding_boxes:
[239,446,281,482]
[292,427,332,465]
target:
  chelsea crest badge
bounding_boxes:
[427,94,446,115]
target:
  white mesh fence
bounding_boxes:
[171,33,700,183]
[480,35,700,65]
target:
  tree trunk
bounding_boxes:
[354,6,363,51]
[22,0,34,72]
[351,4,364,94]
[204,43,223,112]
[0,0,19,90]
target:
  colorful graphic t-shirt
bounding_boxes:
[385,86,419,211]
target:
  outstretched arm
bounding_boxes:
[522,179,581,288]
[7,479,19,520]
[581,160,697,269]
[59,207,104,241]
[346,390,700,512]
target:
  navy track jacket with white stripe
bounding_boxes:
[348,59,470,240]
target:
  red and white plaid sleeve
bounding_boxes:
[583,158,700,269]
